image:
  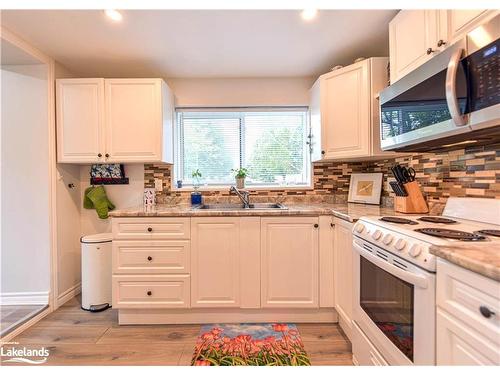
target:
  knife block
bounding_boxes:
[394,181,429,214]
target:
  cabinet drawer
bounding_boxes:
[437,259,500,344]
[113,240,190,274]
[437,308,500,365]
[112,218,190,240]
[112,275,190,309]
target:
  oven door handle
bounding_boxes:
[445,47,468,127]
[353,242,429,289]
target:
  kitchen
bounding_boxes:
[0,1,499,369]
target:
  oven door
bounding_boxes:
[352,239,435,365]
[380,39,470,151]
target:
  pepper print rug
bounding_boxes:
[191,323,311,366]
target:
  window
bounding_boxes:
[174,108,311,188]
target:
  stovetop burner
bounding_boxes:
[415,228,486,241]
[380,217,419,225]
[475,229,500,238]
[418,216,457,224]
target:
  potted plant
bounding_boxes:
[191,169,202,205]
[231,168,248,189]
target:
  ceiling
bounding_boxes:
[1,9,397,78]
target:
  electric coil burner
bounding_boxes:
[475,229,500,238]
[380,217,419,225]
[415,228,486,241]
[418,216,457,224]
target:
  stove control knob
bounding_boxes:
[372,230,382,240]
[382,234,393,245]
[409,244,422,257]
[354,223,365,234]
[394,238,407,251]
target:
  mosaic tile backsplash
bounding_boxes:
[145,143,500,207]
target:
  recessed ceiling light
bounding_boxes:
[104,9,123,22]
[301,9,318,21]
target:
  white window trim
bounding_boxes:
[172,107,313,191]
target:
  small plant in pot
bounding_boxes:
[191,169,202,205]
[231,168,248,189]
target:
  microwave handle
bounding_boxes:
[445,48,468,126]
[353,242,428,289]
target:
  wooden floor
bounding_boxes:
[1,305,47,338]
[2,296,352,366]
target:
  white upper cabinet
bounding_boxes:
[310,57,389,161]
[389,10,498,83]
[56,78,105,163]
[260,217,319,308]
[389,10,439,83]
[56,78,174,164]
[441,10,497,46]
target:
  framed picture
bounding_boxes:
[348,173,383,205]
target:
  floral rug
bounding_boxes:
[191,323,311,366]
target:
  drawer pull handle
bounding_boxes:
[147,227,153,232]
[147,291,152,296]
[147,256,153,261]
[479,305,495,318]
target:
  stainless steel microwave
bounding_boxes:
[380,14,500,151]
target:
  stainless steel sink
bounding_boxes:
[193,203,287,210]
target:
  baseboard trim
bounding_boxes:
[119,307,338,325]
[56,283,81,308]
[0,291,49,306]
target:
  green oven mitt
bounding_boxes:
[84,186,115,219]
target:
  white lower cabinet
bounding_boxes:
[112,274,190,309]
[190,217,242,307]
[334,218,354,339]
[111,215,335,323]
[436,259,500,365]
[261,217,319,308]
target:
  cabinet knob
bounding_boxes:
[479,305,495,318]
[97,153,102,157]
[321,150,325,155]
[330,223,334,228]
[147,291,152,296]
[147,256,153,261]
[426,48,435,55]
[437,39,446,47]
[147,227,153,232]
[105,153,110,158]
[314,224,319,228]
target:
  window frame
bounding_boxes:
[172,107,312,191]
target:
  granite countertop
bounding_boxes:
[109,202,398,222]
[430,242,500,282]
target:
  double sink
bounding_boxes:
[193,203,288,211]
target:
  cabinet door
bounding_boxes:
[261,217,319,308]
[334,219,354,338]
[309,78,322,162]
[389,10,438,83]
[321,61,370,159]
[56,78,105,163]
[104,79,163,162]
[191,218,240,307]
[442,10,495,45]
[437,308,500,365]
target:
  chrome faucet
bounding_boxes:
[229,186,250,208]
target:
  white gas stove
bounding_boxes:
[351,197,500,366]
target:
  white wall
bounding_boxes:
[166,77,314,107]
[1,64,50,300]
[80,164,144,235]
